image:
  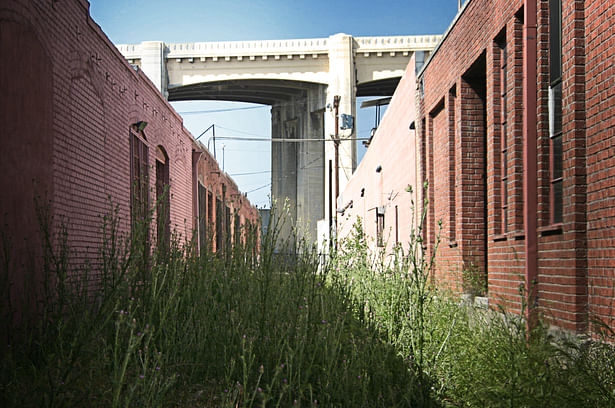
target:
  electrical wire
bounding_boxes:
[177,105,266,115]
[245,183,272,194]
[229,170,272,176]
[175,96,316,115]
[215,125,370,142]
[212,135,370,143]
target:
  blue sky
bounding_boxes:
[90,0,458,207]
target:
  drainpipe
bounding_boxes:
[523,0,538,332]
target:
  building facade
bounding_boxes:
[0,0,259,317]
[339,0,615,334]
[337,55,422,255]
[416,0,614,333]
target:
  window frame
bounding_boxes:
[499,37,510,234]
[376,207,385,248]
[129,127,149,230]
[549,0,563,225]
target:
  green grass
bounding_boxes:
[1,196,614,407]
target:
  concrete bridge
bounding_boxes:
[117,33,440,245]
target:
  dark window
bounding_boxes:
[130,129,149,229]
[216,197,223,252]
[198,183,207,251]
[499,37,509,233]
[208,190,214,224]
[395,205,399,245]
[225,205,231,248]
[549,0,563,224]
[234,213,241,246]
[155,146,170,251]
[376,208,385,247]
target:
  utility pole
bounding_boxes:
[198,124,216,158]
[333,95,340,206]
[332,95,340,250]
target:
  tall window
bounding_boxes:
[549,0,563,224]
[156,146,170,251]
[198,183,207,251]
[130,128,149,229]
[207,190,214,225]
[499,37,509,233]
[449,86,457,241]
[215,196,223,252]
[234,213,241,246]
[394,205,399,246]
[376,207,385,247]
[225,205,231,248]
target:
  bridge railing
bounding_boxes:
[355,35,441,52]
[165,38,330,58]
[116,35,441,61]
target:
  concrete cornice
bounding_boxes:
[117,35,441,61]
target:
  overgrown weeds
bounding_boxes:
[332,185,615,407]
[1,190,614,407]
[0,199,421,407]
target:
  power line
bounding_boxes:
[212,135,370,143]
[177,105,266,115]
[176,97,315,116]
[245,183,272,194]
[229,170,272,176]
[215,125,370,142]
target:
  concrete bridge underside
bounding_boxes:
[170,78,328,242]
[117,34,441,247]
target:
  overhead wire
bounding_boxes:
[175,94,329,115]
[229,170,272,177]
[245,183,272,194]
[176,105,266,115]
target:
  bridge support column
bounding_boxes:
[271,86,326,249]
[324,33,356,243]
[271,104,297,248]
[140,41,168,98]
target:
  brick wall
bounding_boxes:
[585,0,615,332]
[417,0,529,314]
[0,0,260,316]
[415,0,614,333]
[195,146,260,253]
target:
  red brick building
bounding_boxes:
[415,0,615,333]
[0,0,259,313]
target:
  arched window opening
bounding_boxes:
[156,145,170,251]
[130,125,149,230]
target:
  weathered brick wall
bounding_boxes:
[534,0,588,331]
[416,0,601,331]
[4,0,197,260]
[0,0,260,313]
[418,0,527,312]
[585,0,615,331]
[195,146,260,253]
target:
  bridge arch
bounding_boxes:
[168,78,325,106]
[118,34,441,246]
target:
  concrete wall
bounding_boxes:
[337,55,420,256]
